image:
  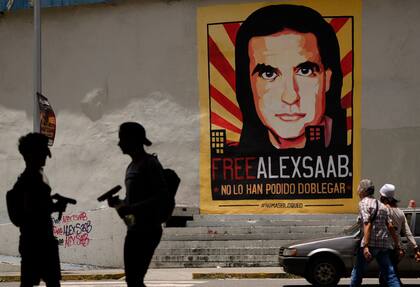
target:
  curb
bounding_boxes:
[192,272,300,279]
[0,272,299,282]
[0,273,125,283]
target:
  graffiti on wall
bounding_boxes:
[52,212,93,248]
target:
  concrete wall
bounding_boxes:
[1,0,420,264]
[0,0,205,223]
[0,208,126,267]
[362,0,420,205]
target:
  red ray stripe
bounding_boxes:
[211,112,242,134]
[223,23,241,46]
[341,91,352,109]
[329,17,349,33]
[208,36,236,92]
[210,85,242,122]
[226,140,239,146]
[346,116,353,130]
[341,51,353,77]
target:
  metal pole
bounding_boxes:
[33,0,41,132]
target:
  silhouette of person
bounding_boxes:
[107,122,168,287]
[234,4,347,152]
[10,133,67,287]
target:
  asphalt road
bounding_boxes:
[1,278,420,286]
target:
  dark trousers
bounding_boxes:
[19,236,61,287]
[124,225,162,287]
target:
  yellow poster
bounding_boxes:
[198,0,362,214]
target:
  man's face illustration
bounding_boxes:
[248,29,332,146]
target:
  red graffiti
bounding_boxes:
[64,232,90,248]
[52,212,93,248]
[61,212,88,224]
[53,225,63,236]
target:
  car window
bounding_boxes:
[402,213,413,237]
[415,213,420,236]
[342,222,360,235]
[405,212,412,226]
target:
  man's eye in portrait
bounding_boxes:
[296,67,314,77]
[260,70,279,81]
[253,64,279,82]
[295,61,321,78]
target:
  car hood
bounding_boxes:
[287,233,355,248]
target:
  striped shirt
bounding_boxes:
[387,206,417,249]
[359,196,393,249]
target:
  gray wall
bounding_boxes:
[362,0,420,205]
[0,0,420,225]
[0,208,126,267]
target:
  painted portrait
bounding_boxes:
[235,5,347,152]
[199,1,361,214]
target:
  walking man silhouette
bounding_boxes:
[107,122,168,287]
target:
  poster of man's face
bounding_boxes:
[249,29,332,149]
[198,1,361,214]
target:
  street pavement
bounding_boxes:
[2,255,420,286]
[0,255,291,282]
[1,279,420,286]
[0,255,295,285]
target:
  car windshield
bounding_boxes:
[341,222,360,235]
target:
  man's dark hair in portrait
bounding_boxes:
[107,122,169,287]
[7,133,68,287]
[234,4,347,152]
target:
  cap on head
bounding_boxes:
[379,184,396,200]
[119,122,152,146]
[358,179,374,194]
[18,133,51,159]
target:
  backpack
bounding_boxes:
[6,186,23,227]
[159,168,180,223]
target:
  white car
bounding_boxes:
[279,208,420,286]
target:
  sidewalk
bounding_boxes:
[0,255,289,282]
